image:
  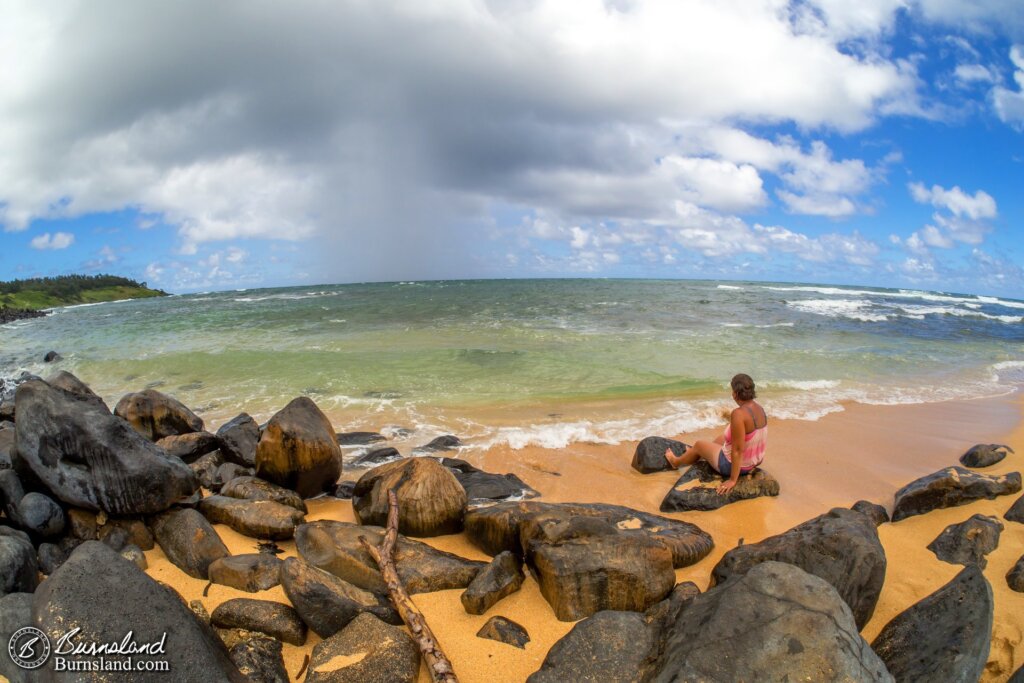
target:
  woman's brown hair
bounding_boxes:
[731,373,756,401]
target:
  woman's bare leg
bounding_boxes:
[666,440,720,469]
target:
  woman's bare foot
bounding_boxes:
[664,447,678,469]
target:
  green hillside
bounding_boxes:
[0,274,167,310]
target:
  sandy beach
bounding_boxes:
[132,390,1024,683]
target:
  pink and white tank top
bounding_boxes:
[722,407,767,469]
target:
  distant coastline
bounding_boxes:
[0,273,166,323]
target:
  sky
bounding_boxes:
[1,1,1023,297]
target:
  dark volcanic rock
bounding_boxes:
[926,513,1004,568]
[14,380,198,514]
[157,431,221,463]
[461,550,525,615]
[120,543,148,570]
[711,507,885,629]
[892,466,1021,522]
[0,425,14,468]
[871,565,992,683]
[280,556,400,638]
[1007,555,1024,592]
[99,516,155,550]
[16,492,66,537]
[67,508,98,540]
[352,446,402,468]
[217,413,260,467]
[99,524,129,551]
[209,553,283,592]
[464,501,713,568]
[631,436,687,474]
[477,616,530,649]
[656,562,892,682]
[215,462,254,488]
[295,520,485,595]
[43,350,62,363]
[337,431,386,446]
[305,612,420,683]
[465,501,713,621]
[46,370,108,411]
[852,500,890,526]
[34,541,245,681]
[332,480,356,499]
[151,508,230,579]
[229,636,288,683]
[442,458,539,503]
[114,388,204,441]
[1007,494,1024,523]
[220,475,307,512]
[37,542,67,575]
[0,528,38,595]
[960,443,1014,468]
[527,610,659,683]
[353,456,468,536]
[198,494,305,540]
[413,434,462,453]
[254,397,343,498]
[0,592,33,683]
[191,449,225,489]
[211,598,307,646]
[660,466,779,512]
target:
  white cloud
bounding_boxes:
[953,64,996,85]
[775,191,857,217]
[992,45,1024,127]
[29,231,75,249]
[908,182,997,219]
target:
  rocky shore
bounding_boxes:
[1,371,1023,682]
[0,307,47,325]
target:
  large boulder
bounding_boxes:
[0,527,38,596]
[14,380,198,514]
[654,562,892,682]
[305,612,420,683]
[631,436,687,474]
[926,513,1004,568]
[413,434,462,453]
[217,413,260,466]
[33,541,246,681]
[228,636,288,683]
[871,565,993,683]
[197,495,305,540]
[1008,555,1024,592]
[711,507,885,629]
[0,470,65,537]
[46,371,108,411]
[114,388,204,441]
[295,520,485,594]
[255,397,342,498]
[960,443,1014,468]
[157,431,221,463]
[892,466,1021,522]
[352,457,467,536]
[279,557,400,638]
[209,554,283,592]
[210,598,307,646]
[461,550,525,615]
[465,502,713,621]
[464,501,714,567]
[1006,494,1024,523]
[220,475,307,512]
[660,462,780,511]
[151,508,230,579]
[441,458,539,503]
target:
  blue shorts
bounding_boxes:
[716,451,755,478]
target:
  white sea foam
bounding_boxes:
[895,304,1023,323]
[233,290,338,303]
[717,285,744,290]
[786,299,889,322]
[978,296,1024,310]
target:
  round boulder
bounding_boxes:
[254,397,342,498]
[114,388,204,441]
[352,457,468,537]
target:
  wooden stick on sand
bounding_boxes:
[359,489,460,683]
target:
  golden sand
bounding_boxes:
[138,391,1024,682]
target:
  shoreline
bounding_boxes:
[139,389,1024,682]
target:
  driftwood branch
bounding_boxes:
[359,489,460,683]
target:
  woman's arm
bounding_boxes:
[717,409,746,494]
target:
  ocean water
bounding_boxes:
[1,279,1022,450]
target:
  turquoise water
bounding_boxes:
[2,279,1022,449]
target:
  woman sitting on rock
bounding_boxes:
[665,373,767,495]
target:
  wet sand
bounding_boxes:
[147,391,1024,682]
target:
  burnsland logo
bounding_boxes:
[8,627,51,670]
